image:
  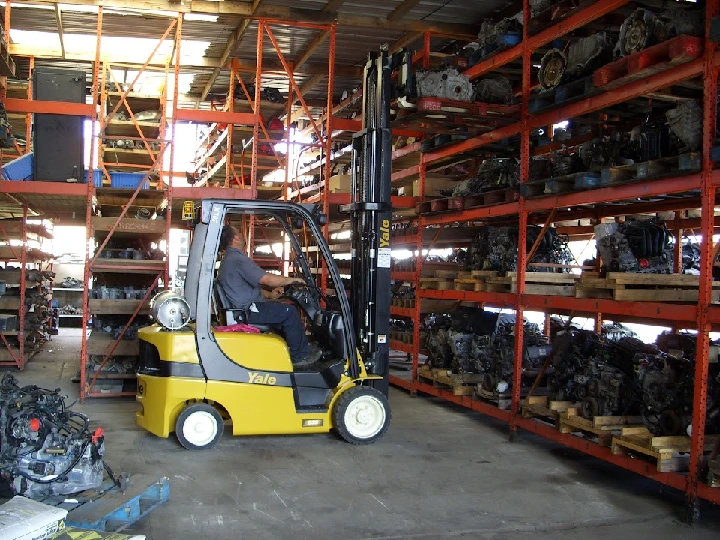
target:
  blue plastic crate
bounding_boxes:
[2,152,33,181]
[110,172,149,190]
[85,169,104,187]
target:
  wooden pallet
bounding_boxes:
[521,396,574,427]
[454,278,486,291]
[560,409,644,447]
[611,427,720,473]
[594,35,703,90]
[485,272,578,296]
[475,386,513,410]
[576,272,720,303]
[418,365,484,396]
[417,187,519,214]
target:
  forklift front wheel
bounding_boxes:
[175,403,224,450]
[333,386,391,444]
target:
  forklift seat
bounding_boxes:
[213,284,274,333]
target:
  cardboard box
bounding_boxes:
[400,176,459,197]
[0,496,68,540]
[329,174,351,193]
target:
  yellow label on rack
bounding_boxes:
[181,201,194,221]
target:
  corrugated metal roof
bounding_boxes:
[4,0,514,109]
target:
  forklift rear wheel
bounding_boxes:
[176,403,223,450]
[333,386,390,444]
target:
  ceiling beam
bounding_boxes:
[10,43,221,68]
[9,0,254,16]
[387,0,422,21]
[12,1,477,38]
[293,30,329,71]
[388,31,423,53]
[54,4,65,59]
[320,0,347,13]
[200,0,264,101]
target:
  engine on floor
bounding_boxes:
[466,225,573,274]
[595,219,673,274]
[0,374,106,499]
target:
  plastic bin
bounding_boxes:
[85,169,103,187]
[110,172,149,190]
[2,152,33,181]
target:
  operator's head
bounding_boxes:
[220,225,246,251]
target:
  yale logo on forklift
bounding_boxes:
[379,219,390,248]
[248,372,277,385]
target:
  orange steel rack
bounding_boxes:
[383,0,720,514]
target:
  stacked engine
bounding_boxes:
[466,225,573,273]
[0,374,107,498]
[424,308,550,393]
[595,219,673,274]
[547,330,720,436]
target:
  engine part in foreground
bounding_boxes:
[0,374,107,499]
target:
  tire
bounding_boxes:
[175,403,223,450]
[332,386,391,445]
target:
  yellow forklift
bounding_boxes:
[135,47,406,449]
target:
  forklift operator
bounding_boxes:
[217,225,322,367]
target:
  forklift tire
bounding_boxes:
[332,386,390,444]
[175,403,223,450]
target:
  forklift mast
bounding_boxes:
[342,46,409,396]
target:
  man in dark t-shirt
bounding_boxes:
[217,225,322,367]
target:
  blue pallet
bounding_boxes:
[65,476,170,532]
[2,152,33,181]
[110,172,150,190]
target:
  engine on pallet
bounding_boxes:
[666,100,702,152]
[639,333,720,436]
[415,68,474,102]
[548,333,645,418]
[614,8,668,58]
[451,158,519,196]
[0,374,106,499]
[424,308,505,373]
[539,32,613,90]
[467,225,573,273]
[595,218,673,274]
[628,120,674,162]
[474,320,551,394]
[470,18,523,66]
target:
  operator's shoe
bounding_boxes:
[293,348,323,367]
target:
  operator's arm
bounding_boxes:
[259,273,304,289]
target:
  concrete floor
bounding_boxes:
[6,328,720,540]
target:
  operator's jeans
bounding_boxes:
[246,301,310,363]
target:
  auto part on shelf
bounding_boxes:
[629,121,674,162]
[662,8,703,38]
[538,33,612,90]
[475,320,551,393]
[666,100,703,151]
[474,77,514,104]
[595,218,674,274]
[614,8,667,58]
[467,226,573,273]
[415,68,474,102]
[477,17,523,50]
[530,0,554,18]
[450,158,519,197]
[0,374,106,499]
